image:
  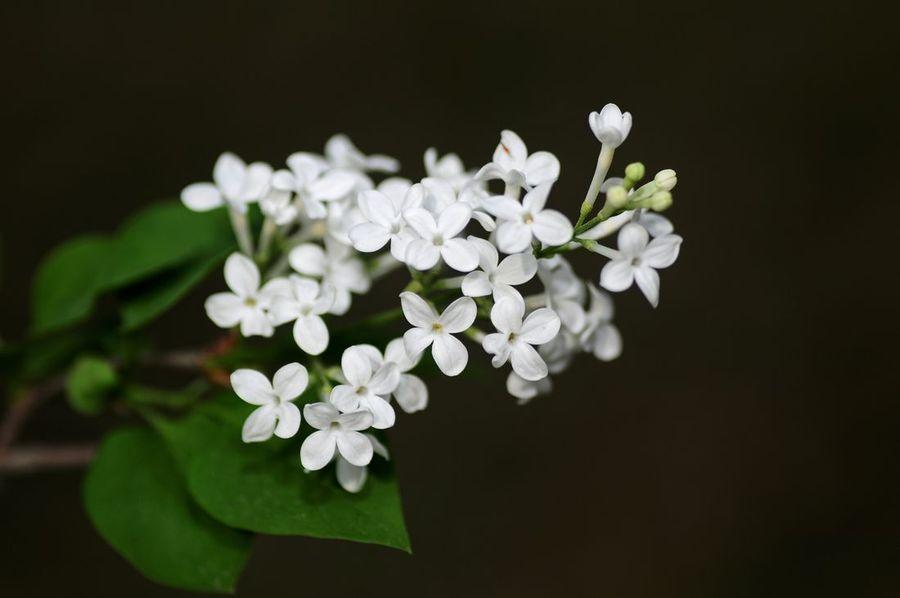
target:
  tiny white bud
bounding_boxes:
[654,169,677,191]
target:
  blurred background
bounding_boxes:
[1,1,898,596]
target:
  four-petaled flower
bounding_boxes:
[336,434,389,493]
[300,402,374,471]
[330,345,400,429]
[268,275,335,355]
[579,284,622,361]
[400,293,476,376]
[588,103,633,148]
[289,239,371,315]
[232,363,308,442]
[384,338,429,413]
[599,222,682,307]
[205,253,290,337]
[462,236,537,302]
[475,130,560,188]
[325,134,399,173]
[272,152,357,219]
[403,203,478,272]
[424,148,475,191]
[484,182,573,253]
[181,152,272,213]
[483,298,561,381]
[349,188,420,261]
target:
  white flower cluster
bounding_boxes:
[182,105,683,492]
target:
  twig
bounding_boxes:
[0,444,96,474]
[0,377,65,453]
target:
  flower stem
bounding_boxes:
[228,207,255,256]
[577,144,615,227]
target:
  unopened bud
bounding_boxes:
[650,191,673,211]
[625,162,645,182]
[654,169,677,191]
[606,185,629,208]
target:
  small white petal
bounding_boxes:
[493,130,527,170]
[441,237,479,272]
[468,236,500,271]
[402,207,439,238]
[532,210,573,246]
[289,244,327,277]
[224,253,260,297]
[214,152,247,200]
[336,458,367,493]
[329,385,360,413]
[181,183,224,211]
[341,346,374,387]
[394,374,428,413]
[519,308,561,345]
[231,369,276,405]
[495,220,533,254]
[600,260,635,292]
[242,405,277,443]
[524,152,560,186]
[462,271,492,297]
[405,238,441,270]
[358,395,396,429]
[403,327,434,358]
[436,203,472,238]
[482,195,524,221]
[293,315,329,355]
[303,402,339,430]
[368,363,401,395]
[272,362,308,400]
[349,223,391,253]
[642,235,683,269]
[239,309,274,337]
[273,402,302,439]
[522,182,552,213]
[336,410,374,431]
[205,293,246,328]
[399,292,437,328]
[438,297,477,333]
[490,297,525,334]
[494,253,538,286]
[634,266,661,308]
[510,343,549,381]
[336,431,374,466]
[432,333,468,376]
[617,223,649,257]
[300,430,337,470]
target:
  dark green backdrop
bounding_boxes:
[1,1,898,596]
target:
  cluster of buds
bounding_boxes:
[181,103,683,492]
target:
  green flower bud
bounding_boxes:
[625,162,645,181]
[650,190,673,211]
[654,169,677,191]
[607,185,629,208]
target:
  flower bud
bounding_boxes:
[606,185,629,208]
[625,162,645,182]
[650,191,673,211]
[654,169,677,191]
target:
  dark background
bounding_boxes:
[2,1,898,596]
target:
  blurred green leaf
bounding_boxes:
[31,201,234,335]
[119,250,228,331]
[83,427,252,594]
[31,235,115,334]
[123,380,208,409]
[65,355,119,415]
[153,393,411,552]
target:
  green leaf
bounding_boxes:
[153,394,411,552]
[31,235,115,334]
[65,355,119,415]
[31,201,234,335]
[118,250,228,331]
[123,380,209,409]
[84,427,252,594]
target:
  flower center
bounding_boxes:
[432,235,444,246]
[523,212,534,225]
[244,297,257,307]
[356,386,368,395]
[631,257,642,267]
[507,332,518,343]
[300,304,312,316]
[432,322,443,332]
[329,421,342,430]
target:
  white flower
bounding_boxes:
[580,285,622,361]
[483,298,561,381]
[336,434,389,493]
[268,275,335,355]
[654,169,677,191]
[384,338,429,413]
[537,257,587,333]
[506,371,552,405]
[259,186,298,225]
[289,239,370,315]
[462,236,537,302]
[588,104,633,148]
[599,223,683,308]
[272,152,357,219]
[325,134,399,173]
[540,328,581,374]
[231,363,308,442]
[400,293,476,376]
[484,182,573,253]
[330,345,400,429]
[181,152,272,213]
[205,253,291,337]
[424,148,475,191]
[403,204,478,272]
[475,130,560,188]
[349,188,420,261]
[300,402,374,471]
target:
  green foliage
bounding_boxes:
[153,393,411,552]
[65,355,119,415]
[83,428,252,594]
[123,380,209,409]
[30,201,233,335]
